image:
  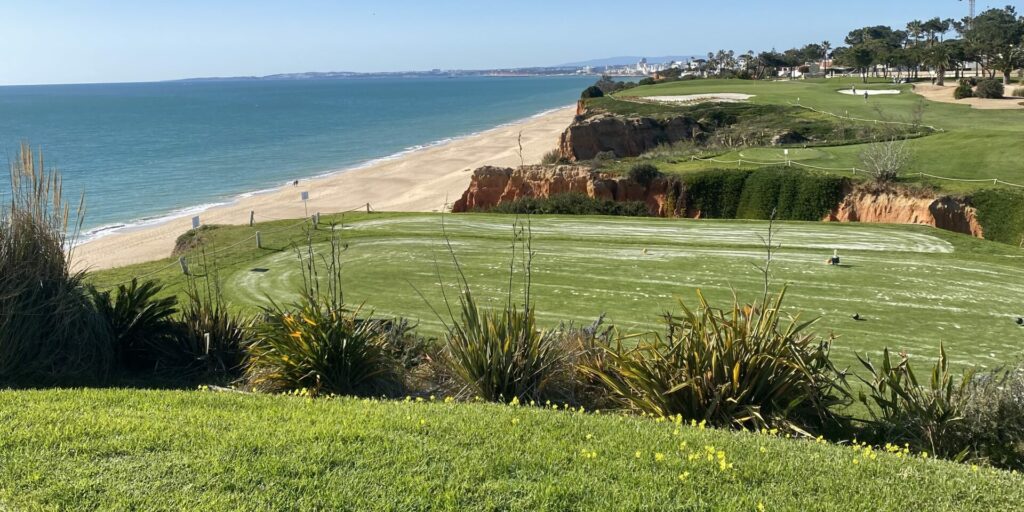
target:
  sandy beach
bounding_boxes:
[74,106,577,271]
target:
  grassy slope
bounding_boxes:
[2,389,1021,511]
[86,213,1024,370]
[611,78,1024,193]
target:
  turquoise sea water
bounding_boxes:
[0,76,592,238]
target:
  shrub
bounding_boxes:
[243,227,409,396]
[593,150,616,161]
[858,137,911,183]
[638,77,657,86]
[580,86,604,99]
[437,220,587,404]
[246,303,404,396]
[952,364,1024,469]
[0,143,112,387]
[90,279,179,372]
[975,79,1004,99]
[442,286,571,403]
[487,193,649,217]
[540,149,564,165]
[586,288,850,433]
[856,345,971,458]
[953,81,974,99]
[627,163,661,186]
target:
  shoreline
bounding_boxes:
[73,106,577,271]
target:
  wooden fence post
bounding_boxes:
[256,231,262,249]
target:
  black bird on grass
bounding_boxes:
[852,313,862,321]
[1016,317,1024,326]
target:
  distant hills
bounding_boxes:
[558,56,701,67]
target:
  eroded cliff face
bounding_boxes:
[558,114,702,161]
[453,166,985,239]
[451,165,671,216]
[825,187,983,237]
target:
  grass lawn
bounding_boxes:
[609,78,1024,192]
[87,213,1024,371]
[1,388,1021,511]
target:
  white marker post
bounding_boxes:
[784,148,790,167]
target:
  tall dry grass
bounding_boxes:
[0,143,112,386]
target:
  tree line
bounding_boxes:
[700,7,1023,85]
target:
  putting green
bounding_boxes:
[220,214,1024,369]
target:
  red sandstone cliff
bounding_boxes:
[824,187,983,237]
[451,165,671,216]
[453,166,984,239]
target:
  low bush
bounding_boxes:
[586,289,850,434]
[627,163,661,186]
[438,224,585,404]
[593,150,616,161]
[954,81,974,99]
[246,302,405,396]
[1,143,112,387]
[975,79,1004,99]
[487,193,649,217]
[953,364,1024,469]
[857,345,971,459]
[159,276,250,380]
[90,279,179,372]
[540,149,564,165]
[580,86,604,99]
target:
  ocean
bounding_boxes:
[0,75,593,238]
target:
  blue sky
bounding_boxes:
[0,0,1018,85]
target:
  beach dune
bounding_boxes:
[74,107,577,271]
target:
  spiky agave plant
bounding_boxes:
[0,143,112,386]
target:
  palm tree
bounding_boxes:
[926,44,951,85]
[822,41,832,76]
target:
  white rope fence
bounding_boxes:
[788,101,946,133]
[90,203,376,288]
[688,155,1024,188]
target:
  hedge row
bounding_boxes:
[676,167,848,221]
[971,188,1024,246]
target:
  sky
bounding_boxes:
[1,0,1020,86]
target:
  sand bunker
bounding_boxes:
[645,93,754,104]
[838,89,901,96]
[914,83,1024,110]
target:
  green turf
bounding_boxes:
[87,213,1024,371]
[1,388,1020,511]
[608,78,1024,192]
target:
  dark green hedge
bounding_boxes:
[682,169,749,218]
[970,189,1024,246]
[485,192,650,217]
[681,167,847,221]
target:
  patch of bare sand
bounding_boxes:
[74,107,577,271]
[914,83,1024,110]
[643,93,754,104]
